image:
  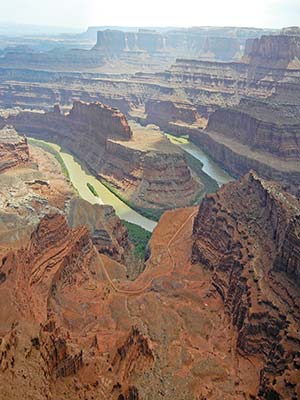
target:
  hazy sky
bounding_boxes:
[1,0,300,29]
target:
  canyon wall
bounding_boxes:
[207,98,300,159]
[0,125,29,172]
[7,101,132,170]
[101,136,201,209]
[244,32,300,68]
[144,99,199,129]
[67,197,131,263]
[192,172,300,398]
[6,101,202,211]
[94,27,277,61]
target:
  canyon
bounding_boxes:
[0,168,299,399]
[3,101,204,215]
[0,29,299,196]
[0,21,300,400]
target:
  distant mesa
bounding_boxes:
[244,26,300,68]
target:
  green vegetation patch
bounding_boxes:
[87,182,99,197]
[122,220,151,260]
[99,178,164,222]
[166,133,189,145]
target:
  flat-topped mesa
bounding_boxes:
[95,29,163,54]
[192,171,300,398]
[244,29,300,67]
[100,125,203,211]
[0,125,29,172]
[93,27,264,61]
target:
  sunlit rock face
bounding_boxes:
[192,171,300,398]
[0,125,29,172]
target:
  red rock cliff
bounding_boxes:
[0,125,29,172]
[192,171,300,398]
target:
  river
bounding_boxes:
[33,140,158,232]
[166,134,233,186]
[32,134,232,232]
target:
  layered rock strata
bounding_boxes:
[206,98,300,159]
[244,31,300,68]
[192,171,300,398]
[0,125,29,172]
[67,197,131,263]
[93,26,281,61]
[6,101,202,211]
[1,173,300,398]
[144,99,200,130]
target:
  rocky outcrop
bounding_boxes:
[244,29,300,68]
[68,197,131,263]
[93,27,274,61]
[206,98,300,159]
[113,326,154,381]
[111,327,154,400]
[0,125,29,172]
[0,213,96,323]
[192,172,300,398]
[101,132,202,210]
[6,102,202,211]
[39,320,83,378]
[145,99,199,129]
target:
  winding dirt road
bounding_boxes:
[96,208,198,296]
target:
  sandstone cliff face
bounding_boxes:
[67,197,131,263]
[95,29,163,54]
[1,213,95,323]
[207,98,300,159]
[145,99,199,129]
[111,327,154,399]
[93,27,252,61]
[0,125,29,172]
[192,172,300,398]
[101,134,201,210]
[68,101,132,140]
[7,102,202,211]
[244,32,300,67]
[7,101,132,176]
